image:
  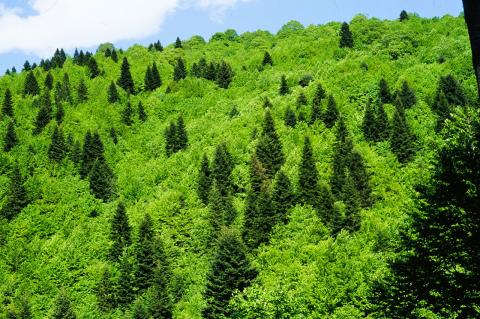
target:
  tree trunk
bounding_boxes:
[463,0,480,98]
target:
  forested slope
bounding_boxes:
[0,12,477,318]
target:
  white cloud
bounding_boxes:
[0,0,249,57]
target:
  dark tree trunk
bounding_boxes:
[463,0,480,97]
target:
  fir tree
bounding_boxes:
[44,72,54,90]
[110,202,132,261]
[400,10,409,21]
[341,172,361,232]
[312,83,326,108]
[135,214,155,292]
[111,49,118,63]
[70,141,82,166]
[390,103,415,163]
[89,157,115,202]
[197,154,212,205]
[362,99,377,141]
[51,289,76,319]
[56,73,72,104]
[298,136,319,205]
[107,81,119,103]
[323,95,340,128]
[173,58,187,81]
[175,115,188,151]
[379,78,392,104]
[116,249,136,307]
[154,40,164,52]
[138,102,147,122]
[150,62,162,89]
[122,102,134,126]
[88,57,100,79]
[55,103,64,124]
[80,131,94,178]
[255,110,285,178]
[110,128,118,145]
[216,61,234,89]
[76,79,88,103]
[33,104,52,135]
[174,37,182,48]
[279,75,289,95]
[118,57,135,94]
[3,121,18,152]
[262,51,273,66]
[284,107,297,127]
[144,66,153,91]
[397,80,416,108]
[339,22,354,48]
[23,71,40,96]
[375,101,390,141]
[349,150,372,208]
[0,165,28,220]
[310,100,323,125]
[271,170,295,225]
[437,74,467,106]
[96,268,115,312]
[23,60,31,71]
[263,97,273,109]
[206,62,217,81]
[317,184,336,230]
[149,239,173,319]
[211,143,234,196]
[164,122,176,157]
[434,90,450,131]
[209,182,237,236]
[2,88,14,118]
[297,92,308,108]
[48,126,67,162]
[330,117,353,198]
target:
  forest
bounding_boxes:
[0,9,479,319]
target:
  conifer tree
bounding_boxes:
[76,79,88,103]
[216,61,234,89]
[317,184,336,230]
[330,117,353,197]
[263,97,273,109]
[149,238,173,319]
[197,154,212,205]
[323,95,339,128]
[349,150,372,208]
[284,107,297,127]
[138,102,147,122]
[23,60,31,71]
[111,49,118,63]
[135,214,155,292]
[80,131,94,178]
[175,115,188,151]
[379,78,392,104]
[0,165,29,220]
[110,128,118,145]
[23,71,40,96]
[108,81,119,103]
[255,110,285,178]
[154,40,164,51]
[33,104,52,135]
[310,101,323,125]
[70,141,82,165]
[271,170,295,225]
[312,83,326,108]
[110,202,132,261]
[149,62,162,90]
[212,143,234,196]
[164,122,176,157]
[339,22,354,48]
[297,92,308,108]
[262,51,273,66]
[96,268,115,312]
[3,121,18,152]
[2,88,14,118]
[48,126,67,162]
[88,57,100,79]
[51,289,76,319]
[397,80,416,108]
[55,103,64,124]
[203,229,256,319]
[206,62,217,81]
[400,10,409,21]
[89,156,115,202]
[209,181,237,235]
[375,101,390,141]
[44,72,54,90]
[118,57,135,94]
[362,99,377,141]
[298,136,319,205]
[437,74,467,106]
[279,75,289,95]
[116,249,136,307]
[173,58,187,81]
[58,73,73,104]
[434,90,450,131]
[122,102,134,126]
[341,172,361,232]
[390,103,415,163]
[174,37,183,48]
[144,66,153,91]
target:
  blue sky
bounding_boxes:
[0,0,463,73]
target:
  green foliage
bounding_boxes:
[396,80,416,108]
[197,154,212,205]
[212,142,234,195]
[378,78,392,104]
[2,88,14,117]
[279,75,289,95]
[271,170,295,225]
[323,95,339,128]
[390,103,416,163]
[175,37,183,49]
[118,57,135,94]
[48,126,67,162]
[88,57,100,79]
[76,79,88,103]
[108,81,119,103]
[137,102,147,122]
[89,157,115,201]
[23,71,40,96]
[400,10,409,21]
[284,107,297,127]
[298,136,319,205]
[174,58,187,81]
[255,110,285,178]
[0,165,29,220]
[216,61,234,89]
[110,202,132,261]
[339,22,354,48]
[362,99,376,141]
[437,74,467,106]
[51,289,76,319]
[135,213,155,292]
[4,121,18,152]
[122,102,134,126]
[262,51,273,66]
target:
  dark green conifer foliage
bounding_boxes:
[175,115,188,151]
[341,172,361,232]
[44,72,54,90]
[70,141,82,165]
[362,100,377,141]
[323,95,340,128]
[76,79,88,103]
[51,289,76,319]
[437,74,467,106]
[55,103,64,124]
[271,170,295,225]
[209,182,237,234]
[297,92,308,108]
[88,57,100,79]
[110,202,132,261]
[317,184,336,229]
[23,60,31,71]
[138,102,147,122]
[349,150,372,208]
[173,58,187,81]
[135,214,155,292]
[211,143,234,195]
[330,117,353,197]
[89,157,115,202]
[33,96,52,135]
[55,74,72,104]
[116,250,136,307]
[203,229,256,319]
[144,66,153,91]
[164,122,176,157]
[284,107,297,127]
[80,132,94,178]
[262,51,273,66]
[131,301,149,319]
[339,22,354,48]
[0,165,29,220]
[310,101,323,125]
[110,128,118,144]
[206,62,217,81]
[149,239,173,319]
[111,49,118,63]
[400,10,409,21]
[3,121,18,152]
[118,57,135,94]
[279,75,289,95]
[23,71,40,96]
[107,81,119,103]
[174,37,183,48]
[390,102,415,163]
[312,83,326,108]
[122,102,134,126]
[375,101,390,141]
[397,80,416,108]
[2,88,14,118]
[197,154,212,205]
[228,105,239,118]
[379,78,392,104]
[150,62,162,89]
[255,110,285,178]
[263,97,273,109]
[96,268,115,312]
[216,61,234,89]
[48,126,67,162]
[434,91,450,131]
[298,136,319,205]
